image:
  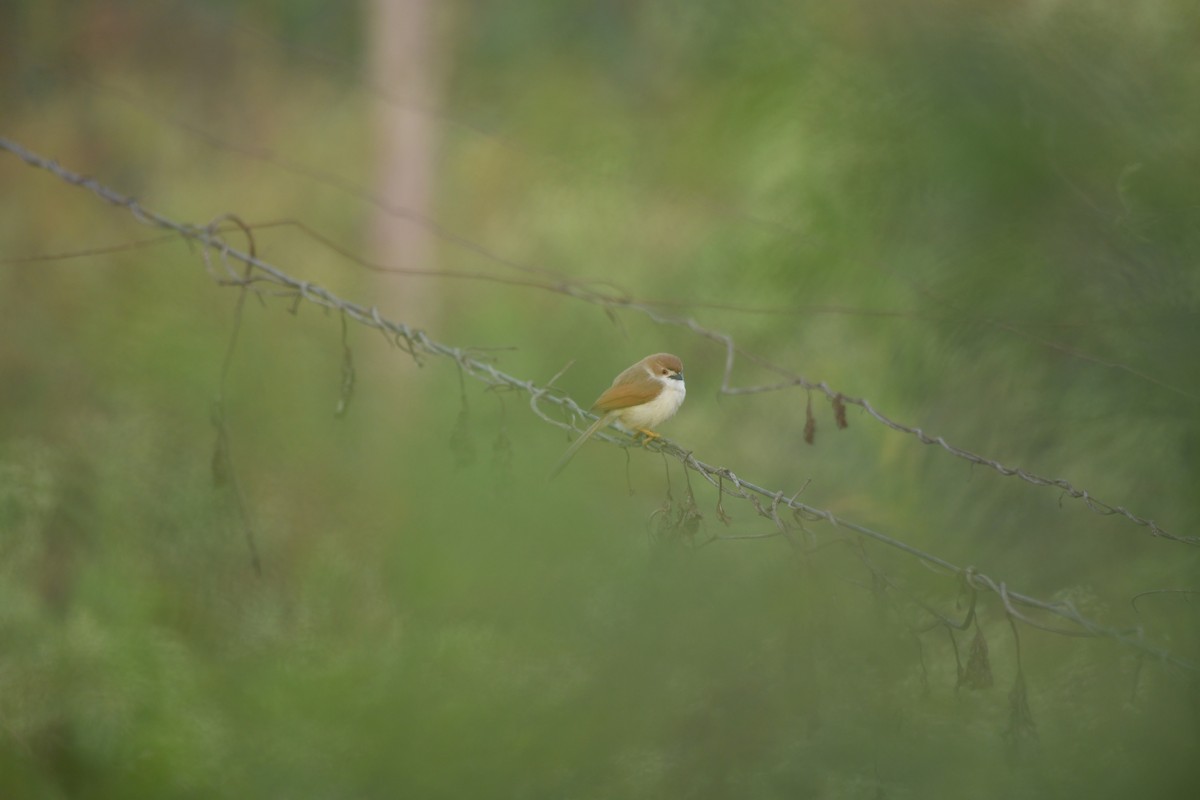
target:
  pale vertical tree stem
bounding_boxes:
[369,0,440,326]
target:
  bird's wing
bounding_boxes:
[592,380,660,413]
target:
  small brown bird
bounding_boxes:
[550,353,686,477]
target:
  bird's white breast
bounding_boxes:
[615,375,686,431]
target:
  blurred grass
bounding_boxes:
[2,0,1200,797]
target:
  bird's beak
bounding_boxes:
[669,371,684,381]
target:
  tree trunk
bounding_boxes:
[368,0,440,328]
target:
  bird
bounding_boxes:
[550,353,685,478]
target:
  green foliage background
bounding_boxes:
[1,1,1198,797]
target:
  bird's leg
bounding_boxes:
[634,428,662,447]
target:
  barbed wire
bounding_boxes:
[7,79,1192,549]
[2,135,1195,676]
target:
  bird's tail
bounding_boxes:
[549,412,614,479]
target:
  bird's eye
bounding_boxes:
[661,369,669,375]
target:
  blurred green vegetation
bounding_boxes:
[2,0,1198,797]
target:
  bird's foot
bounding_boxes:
[634,428,662,447]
